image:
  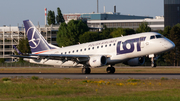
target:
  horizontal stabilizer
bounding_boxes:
[10,55,38,59]
[13,45,23,55]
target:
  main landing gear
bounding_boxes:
[82,65,116,74]
[82,66,91,74]
[106,65,115,74]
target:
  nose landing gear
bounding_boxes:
[151,57,157,67]
[149,54,157,67]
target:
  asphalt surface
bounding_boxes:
[1,73,180,79]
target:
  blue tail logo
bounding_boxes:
[23,20,56,54]
[27,27,41,49]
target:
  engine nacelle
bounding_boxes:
[88,56,107,67]
[124,57,145,66]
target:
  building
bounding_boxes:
[87,16,164,31]
[164,0,180,27]
[0,25,59,62]
[63,12,153,22]
[64,13,164,31]
[80,12,153,20]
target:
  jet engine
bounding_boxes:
[88,56,107,67]
[124,57,145,66]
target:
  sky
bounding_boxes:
[0,0,164,26]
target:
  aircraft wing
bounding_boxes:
[12,54,90,63]
[11,54,111,62]
[30,54,89,59]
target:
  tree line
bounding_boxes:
[56,21,150,47]
[158,24,180,66]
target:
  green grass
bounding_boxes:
[1,77,11,81]
[20,96,180,101]
[0,78,180,101]
[31,76,39,80]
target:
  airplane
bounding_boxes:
[11,20,175,74]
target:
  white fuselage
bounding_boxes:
[29,32,175,67]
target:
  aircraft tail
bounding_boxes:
[23,20,57,54]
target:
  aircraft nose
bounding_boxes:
[165,40,175,50]
[170,41,175,49]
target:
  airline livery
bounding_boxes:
[12,20,175,74]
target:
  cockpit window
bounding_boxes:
[150,36,155,39]
[150,35,164,40]
[156,35,163,38]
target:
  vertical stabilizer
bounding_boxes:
[23,20,56,54]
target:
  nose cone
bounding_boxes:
[165,40,175,50]
[170,41,175,49]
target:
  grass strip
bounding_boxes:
[0,78,180,101]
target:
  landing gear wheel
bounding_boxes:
[151,60,157,68]
[82,68,91,74]
[150,55,157,68]
[106,67,115,74]
[152,62,157,67]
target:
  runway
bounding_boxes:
[1,73,180,79]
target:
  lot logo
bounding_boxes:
[27,27,41,49]
[117,37,146,55]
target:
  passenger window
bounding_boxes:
[76,50,78,52]
[80,49,82,51]
[92,47,94,49]
[84,48,86,51]
[72,50,74,53]
[101,45,103,48]
[97,46,99,49]
[65,52,67,54]
[69,51,70,54]
[113,43,115,46]
[109,44,111,46]
[150,36,155,39]
[105,45,107,47]
[88,48,90,50]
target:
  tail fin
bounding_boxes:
[13,45,23,55]
[23,20,57,54]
